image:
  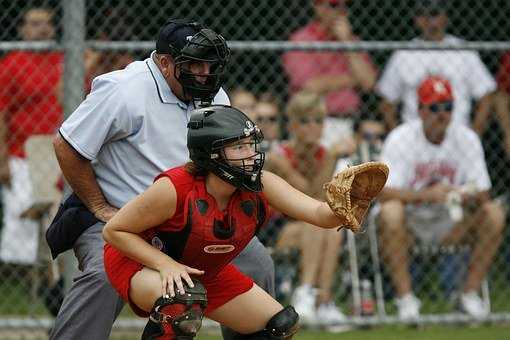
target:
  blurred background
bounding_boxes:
[1,0,510,338]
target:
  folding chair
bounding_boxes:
[22,135,62,310]
[347,212,387,318]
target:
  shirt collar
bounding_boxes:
[146,51,188,108]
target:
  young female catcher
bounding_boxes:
[102,105,387,339]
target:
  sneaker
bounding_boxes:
[291,284,317,325]
[459,291,489,319]
[316,302,347,326]
[395,293,421,321]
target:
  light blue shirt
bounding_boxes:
[59,52,230,208]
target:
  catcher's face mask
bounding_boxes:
[214,133,265,190]
[187,105,265,192]
[174,29,230,105]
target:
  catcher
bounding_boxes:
[102,105,388,339]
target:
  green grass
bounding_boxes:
[110,325,510,340]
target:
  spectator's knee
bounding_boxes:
[480,200,505,235]
[379,200,405,232]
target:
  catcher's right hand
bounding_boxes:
[323,161,389,233]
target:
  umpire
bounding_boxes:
[47,19,275,340]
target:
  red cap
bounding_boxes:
[417,76,453,105]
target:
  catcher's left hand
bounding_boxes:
[323,161,389,233]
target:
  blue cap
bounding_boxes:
[155,19,203,56]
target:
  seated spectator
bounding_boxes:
[243,94,287,249]
[0,6,65,320]
[0,7,63,265]
[335,113,386,172]
[252,94,282,150]
[376,0,495,132]
[274,91,345,326]
[230,87,257,114]
[377,76,505,320]
[282,0,377,149]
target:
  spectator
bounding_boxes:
[230,87,257,114]
[377,76,505,320]
[0,7,63,265]
[253,95,282,149]
[335,113,386,172]
[282,0,377,148]
[243,94,301,181]
[275,91,345,326]
[84,6,135,93]
[376,0,495,132]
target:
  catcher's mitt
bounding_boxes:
[323,161,389,233]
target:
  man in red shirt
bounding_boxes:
[0,7,63,264]
[282,0,377,149]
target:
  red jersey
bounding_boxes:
[0,51,63,158]
[105,166,270,281]
[279,142,327,171]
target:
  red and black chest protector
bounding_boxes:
[149,178,267,280]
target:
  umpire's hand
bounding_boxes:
[93,204,119,222]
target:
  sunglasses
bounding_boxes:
[425,101,453,113]
[256,116,278,124]
[298,117,324,124]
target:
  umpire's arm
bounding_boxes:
[53,134,118,222]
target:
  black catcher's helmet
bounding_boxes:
[187,105,265,192]
[156,19,231,105]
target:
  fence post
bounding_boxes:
[61,0,86,291]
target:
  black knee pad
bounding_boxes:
[265,306,299,339]
[240,306,299,340]
[141,279,207,340]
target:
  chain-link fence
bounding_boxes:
[1,0,510,336]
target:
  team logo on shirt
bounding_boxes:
[203,244,235,253]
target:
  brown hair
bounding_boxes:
[184,161,208,177]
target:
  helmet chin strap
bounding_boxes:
[209,152,265,192]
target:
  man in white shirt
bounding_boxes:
[378,76,505,320]
[376,0,495,131]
